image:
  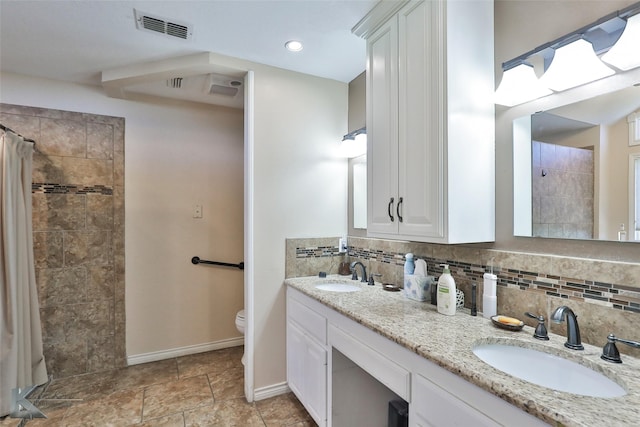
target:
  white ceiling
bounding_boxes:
[0,0,378,108]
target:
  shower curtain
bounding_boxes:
[0,130,48,416]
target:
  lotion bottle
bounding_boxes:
[437,264,457,316]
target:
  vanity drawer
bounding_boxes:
[288,292,327,344]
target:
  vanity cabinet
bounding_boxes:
[286,289,328,426]
[358,0,495,243]
[286,286,548,427]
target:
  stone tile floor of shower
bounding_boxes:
[1,346,316,427]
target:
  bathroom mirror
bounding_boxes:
[353,159,367,229]
[348,154,367,236]
[513,85,640,241]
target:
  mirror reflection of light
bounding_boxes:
[341,133,367,158]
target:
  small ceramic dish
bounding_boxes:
[383,284,401,292]
[491,315,524,331]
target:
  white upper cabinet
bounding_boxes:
[357,0,495,243]
[367,15,399,235]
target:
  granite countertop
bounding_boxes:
[285,275,640,427]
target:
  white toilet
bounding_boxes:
[235,309,246,365]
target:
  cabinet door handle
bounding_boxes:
[397,197,403,222]
[388,197,395,222]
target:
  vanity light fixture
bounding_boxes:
[494,63,553,106]
[342,127,366,142]
[495,2,640,106]
[601,13,640,71]
[341,127,367,158]
[285,40,303,52]
[538,38,615,92]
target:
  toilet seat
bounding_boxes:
[235,310,246,365]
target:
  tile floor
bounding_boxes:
[1,346,316,427]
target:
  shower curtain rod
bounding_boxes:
[0,123,36,145]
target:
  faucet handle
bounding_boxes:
[525,311,542,321]
[368,273,382,286]
[351,268,358,281]
[602,334,640,363]
[525,312,549,341]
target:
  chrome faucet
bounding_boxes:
[350,261,368,283]
[551,306,584,350]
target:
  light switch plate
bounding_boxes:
[193,204,203,218]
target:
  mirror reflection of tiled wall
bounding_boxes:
[1,103,125,378]
[286,236,640,358]
[531,140,594,239]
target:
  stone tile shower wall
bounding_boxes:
[286,236,640,358]
[532,140,594,239]
[0,104,125,378]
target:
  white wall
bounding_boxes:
[348,71,366,132]
[512,115,532,237]
[122,94,244,359]
[0,72,245,359]
[599,117,640,240]
[251,67,348,391]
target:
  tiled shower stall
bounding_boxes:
[1,104,126,378]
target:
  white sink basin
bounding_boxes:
[315,282,361,293]
[472,343,626,398]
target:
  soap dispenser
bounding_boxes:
[437,264,457,316]
[618,224,627,241]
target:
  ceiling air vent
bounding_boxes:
[206,74,243,98]
[134,9,192,40]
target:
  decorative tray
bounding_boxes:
[491,315,524,331]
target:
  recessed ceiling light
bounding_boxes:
[285,40,303,52]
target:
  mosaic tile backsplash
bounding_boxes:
[1,103,126,378]
[285,236,640,358]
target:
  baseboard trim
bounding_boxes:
[127,337,244,366]
[253,382,291,401]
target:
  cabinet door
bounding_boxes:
[367,16,399,235]
[287,320,306,400]
[397,0,444,239]
[411,374,500,427]
[305,336,327,424]
[287,319,327,426]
